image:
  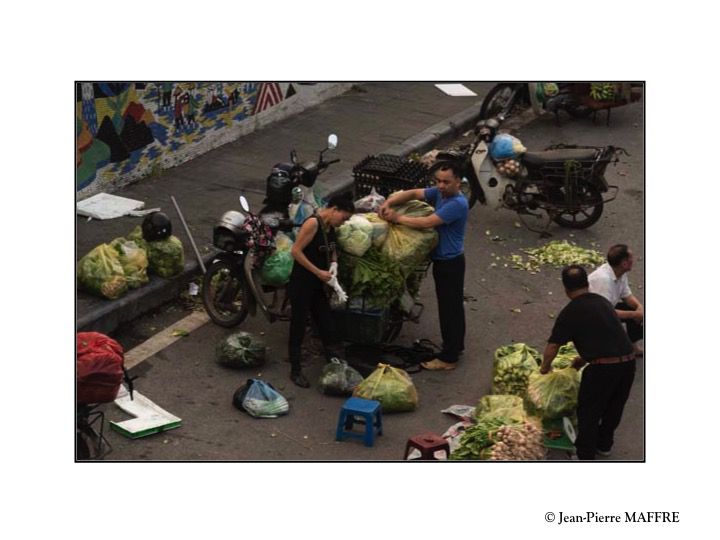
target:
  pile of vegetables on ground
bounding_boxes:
[450,395,546,461]
[508,240,604,273]
[449,341,583,461]
[78,226,185,300]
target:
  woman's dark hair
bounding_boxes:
[607,244,630,267]
[326,192,355,214]
[561,265,589,293]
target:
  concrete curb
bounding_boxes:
[319,101,483,198]
[78,99,485,335]
[77,252,217,334]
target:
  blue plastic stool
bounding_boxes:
[335,397,383,447]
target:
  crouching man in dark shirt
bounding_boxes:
[540,265,636,460]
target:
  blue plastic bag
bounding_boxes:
[490,134,526,160]
[233,379,289,418]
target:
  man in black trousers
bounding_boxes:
[379,162,469,371]
[540,265,636,460]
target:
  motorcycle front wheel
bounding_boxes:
[479,83,524,120]
[550,183,604,229]
[202,260,249,327]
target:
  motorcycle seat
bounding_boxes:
[522,148,597,167]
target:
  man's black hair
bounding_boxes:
[326,192,355,214]
[562,265,589,293]
[435,161,463,180]
[607,244,630,267]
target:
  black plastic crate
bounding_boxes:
[353,154,429,199]
[332,298,388,345]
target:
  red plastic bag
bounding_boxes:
[76,332,125,405]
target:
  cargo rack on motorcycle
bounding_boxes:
[353,154,430,199]
[528,144,624,183]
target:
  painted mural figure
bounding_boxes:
[183,92,198,128]
[173,86,186,130]
[161,82,173,110]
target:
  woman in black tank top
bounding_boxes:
[288,194,354,388]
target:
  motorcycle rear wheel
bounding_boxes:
[550,183,604,229]
[202,260,249,327]
[479,83,524,120]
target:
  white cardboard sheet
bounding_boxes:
[434,83,477,97]
[76,192,146,220]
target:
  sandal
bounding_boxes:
[420,358,457,371]
[290,371,310,388]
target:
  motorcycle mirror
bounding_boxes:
[327,134,338,150]
[239,195,250,213]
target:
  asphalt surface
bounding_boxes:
[78,85,644,461]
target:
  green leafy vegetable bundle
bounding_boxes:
[341,247,406,309]
[261,248,294,286]
[491,343,542,396]
[552,342,580,369]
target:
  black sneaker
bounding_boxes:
[596,448,612,457]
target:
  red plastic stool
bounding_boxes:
[404,432,450,460]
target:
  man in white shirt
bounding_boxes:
[588,244,644,356]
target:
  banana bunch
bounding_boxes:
[590,82,616,101]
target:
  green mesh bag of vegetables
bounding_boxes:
[353,363,418,413]
[525,367,581,421]
[491,343,541,396]
[77,244,129,300]
[216,332,267,369]
[109,237,149,289]
[146,235,185,278]
[381,201,438,267]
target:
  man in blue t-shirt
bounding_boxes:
[379,162,469,370]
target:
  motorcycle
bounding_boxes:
[431,117,627,234]
[479,82,643,125]
[260,134,340,229]
[202,135,341,327]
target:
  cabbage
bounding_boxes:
[337,215,373,257]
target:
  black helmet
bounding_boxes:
[475,118,500,142]
[142,211,172,241]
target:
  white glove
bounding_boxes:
[327,275,348,304]
[329,261,338,277]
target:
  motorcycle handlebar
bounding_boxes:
[324,159,340,166]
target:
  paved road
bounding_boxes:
[88,90,644,461]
